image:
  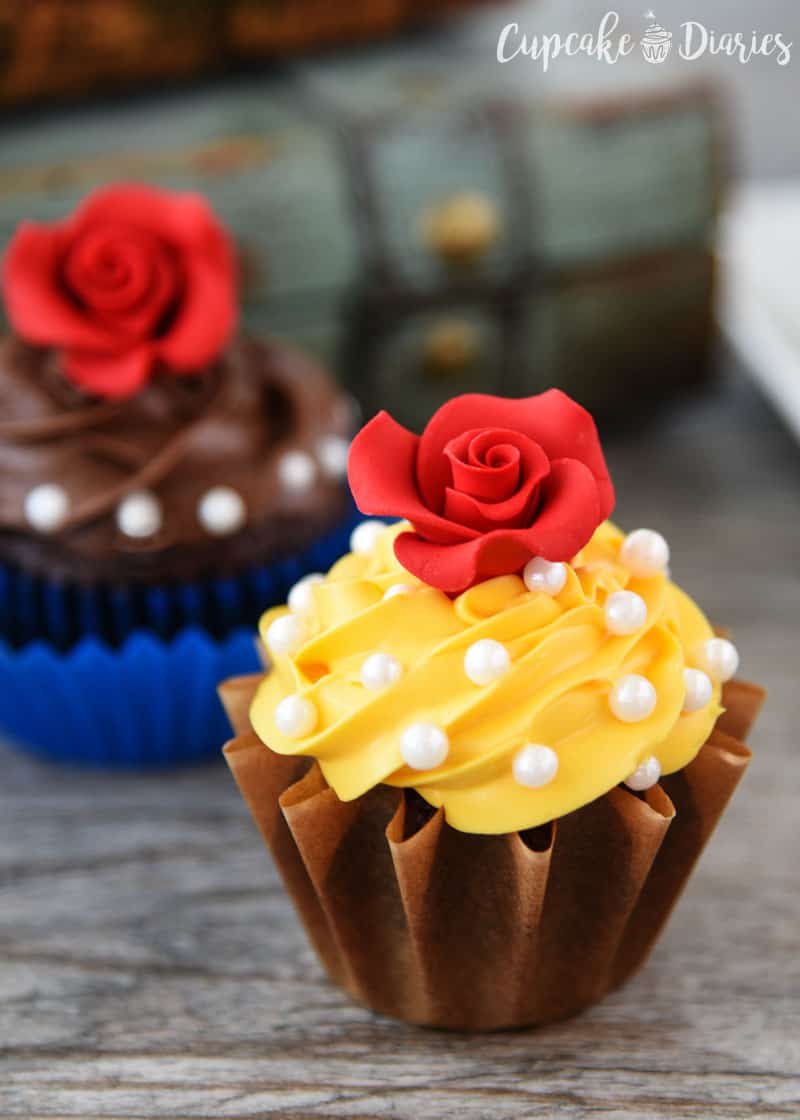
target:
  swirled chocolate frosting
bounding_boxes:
[0,335,353,584]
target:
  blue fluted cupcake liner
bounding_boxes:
[0,502,365,766]
[0,627,260,767]
[0,502,362,651]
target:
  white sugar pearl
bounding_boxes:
[317,435,350,479]
[604,590,648,635]
[513,744,559,788]
[116,491,162,539]
[278,450,317,492]
[275,694,317,738]
[197,486,246,536]
[619,529,670,578]
[383,583,413,600]
[523,557,567,596]
[609,674,657,723]
[24,483,69,533]
[400,722,449,770]
[287,573,324,614]
[683,668,713,713]
[360,652,402,690]
[464,639,510,685]
[266,613,308,656]
[694,638,739,684]
[350,519,385,555]
[624,755,662,791]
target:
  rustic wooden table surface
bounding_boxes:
[1,357,798,1119]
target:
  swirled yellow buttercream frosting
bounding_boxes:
[250,521,724,834]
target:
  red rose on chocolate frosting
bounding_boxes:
[1,184,236,399]
[348,391,615,593]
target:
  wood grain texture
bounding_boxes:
[1,357,799,1118]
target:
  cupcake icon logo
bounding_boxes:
[640,11,673,63]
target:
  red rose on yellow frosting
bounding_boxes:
[1,184,236,399]
[348,391,615,593]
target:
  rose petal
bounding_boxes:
[63,345,154,400]
[2,224,118,350]
[348,411,477,544]
[3,185,238,401]
[155,238,236,371]
[417,389,614,518]
[395,530,533,594]
[101,255,180,342]
[446,427,551,509]
[71,184,229,249]
[64,226,152,311]
[521,457,603,557]
[444,429,552,530]
[70,184,237,371]
[446,428,520,501]
[63,226,182,347]
[443,472,541,531]
[395,458,602,593]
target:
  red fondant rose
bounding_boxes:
[348,391,615,593]
[2,184,236,399]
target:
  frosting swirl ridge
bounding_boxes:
[251,521,722,834]
[0,335,351,582]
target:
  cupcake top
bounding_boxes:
[0,184,352,582]
[641,21,672,45]
[250,390,738,834]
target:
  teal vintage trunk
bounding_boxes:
[0,36,721,427]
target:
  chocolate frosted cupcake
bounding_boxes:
[222,389,764,1030]
[0,335,352,598]
[0,183,358,765]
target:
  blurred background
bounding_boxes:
[1,5,798,1109]
[0,0,798,432]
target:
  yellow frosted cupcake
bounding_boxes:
[221,390,763,1030]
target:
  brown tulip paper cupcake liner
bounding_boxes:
[221,676,764,1031]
